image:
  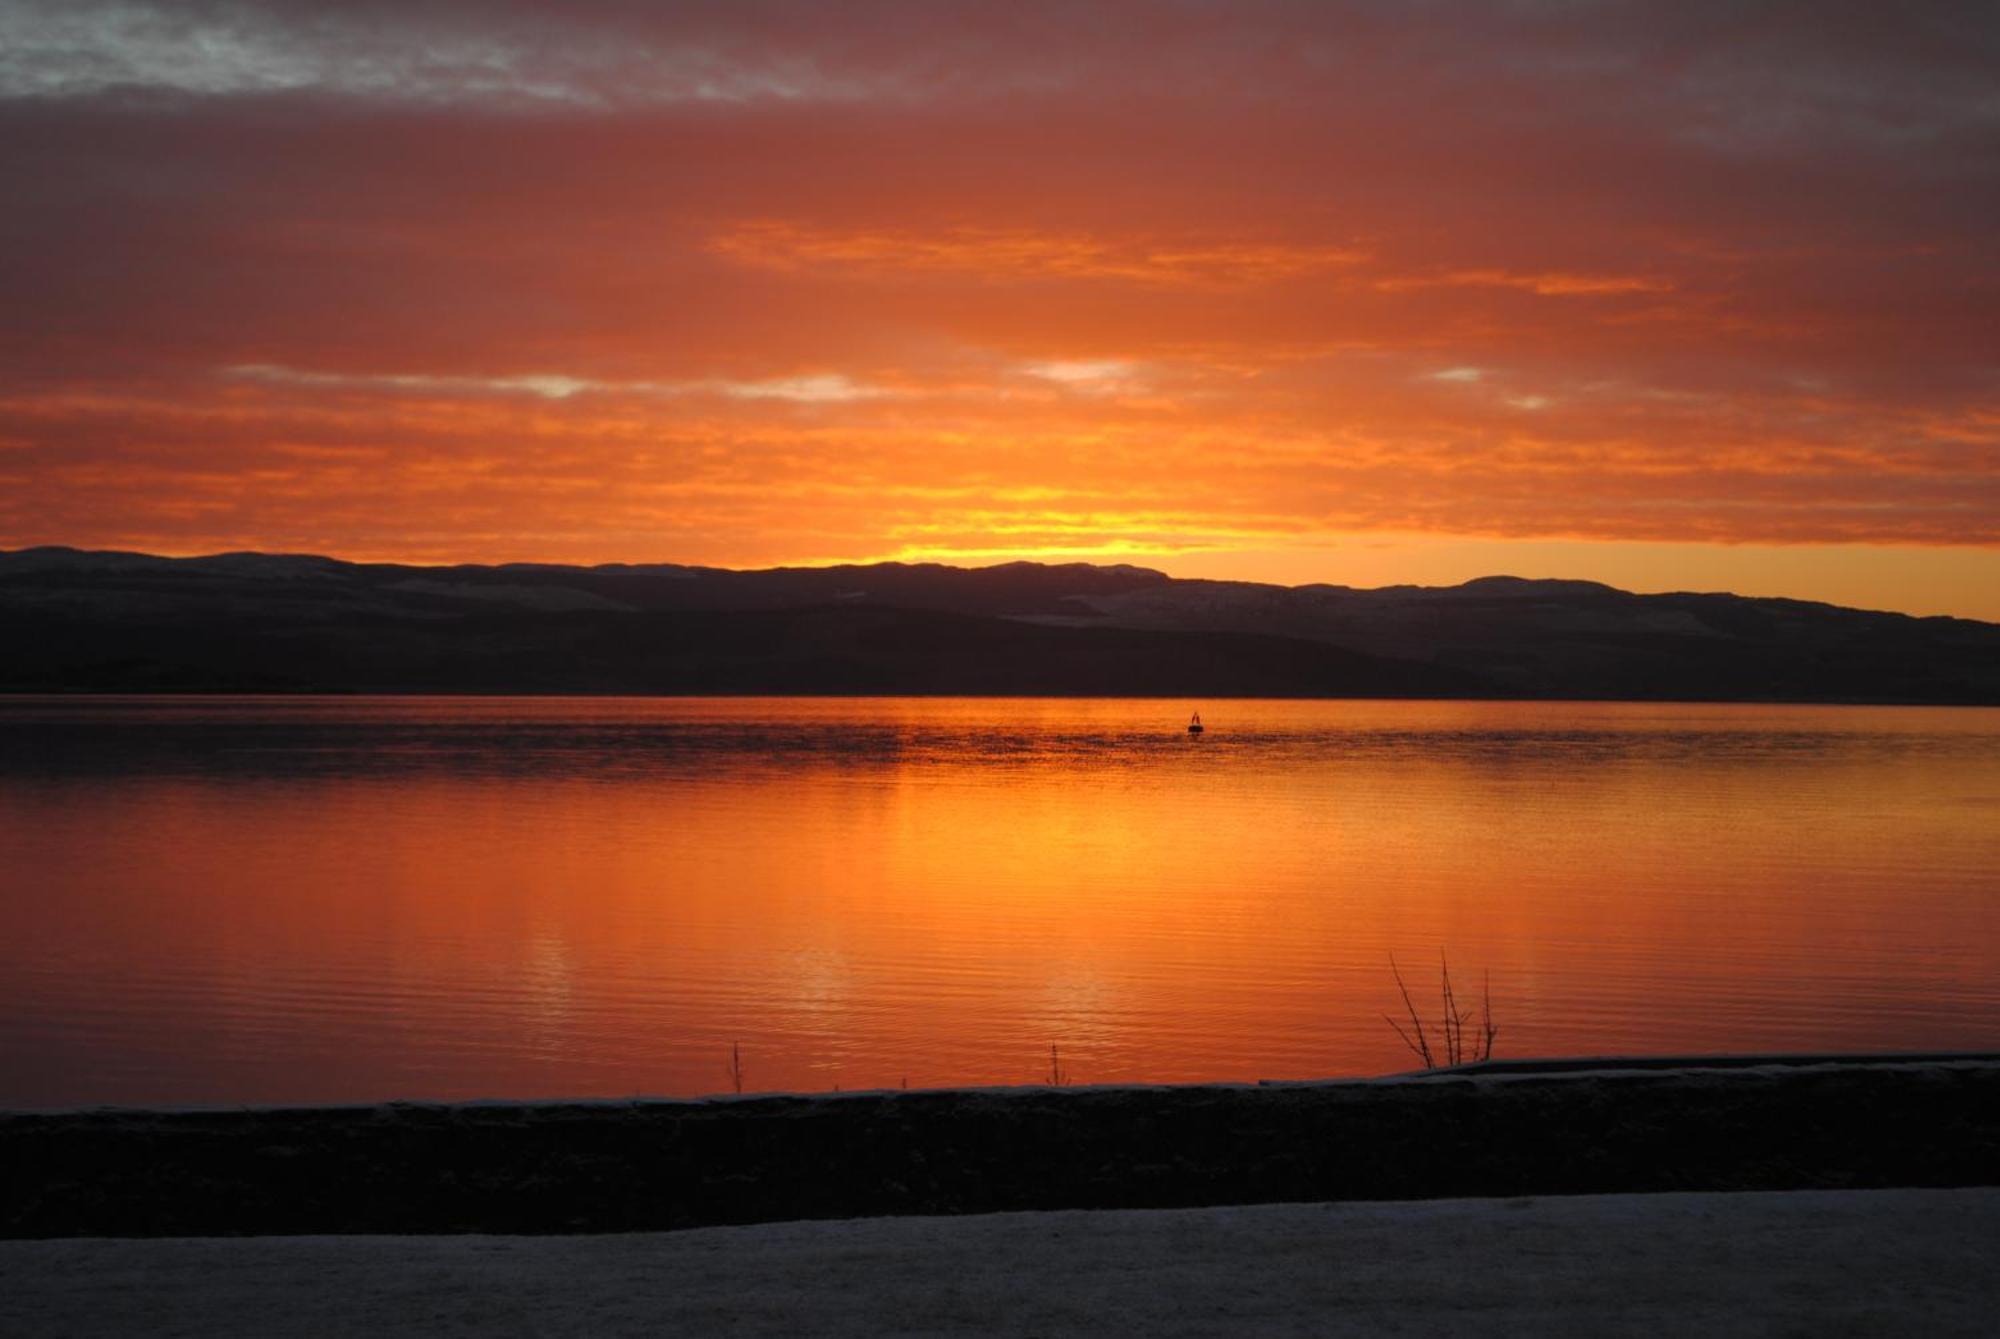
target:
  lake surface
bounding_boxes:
[2,696,1997,1108]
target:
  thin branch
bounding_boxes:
[1385,952,1500,1070]
[1383,1014,1430,1067]
[1388,954,1434,1069]
[1439,950,1460,1066]
[1480,969,1497,1062]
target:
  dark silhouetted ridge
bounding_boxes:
[1,548,1994,701]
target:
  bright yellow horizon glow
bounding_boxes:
[802,537,2000,620]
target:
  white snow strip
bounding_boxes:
[3,1188,1996,1337]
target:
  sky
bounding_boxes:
[2,0,1996,616]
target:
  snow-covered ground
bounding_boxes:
[5,1188,1996,1337]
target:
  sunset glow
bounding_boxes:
[3,2,1996,614]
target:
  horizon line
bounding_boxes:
[4,541,1989,625]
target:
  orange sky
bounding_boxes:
[2,2,1996,616]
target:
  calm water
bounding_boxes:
[2,696,1997,1108]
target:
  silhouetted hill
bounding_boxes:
[2,547,1995,702]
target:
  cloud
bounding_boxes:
[708,222,1370,287]
[0,1,871,105]
[225,365,892,403]
[1020,360,1141,390]
[1376,270,1674,297]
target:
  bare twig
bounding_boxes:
[1386,952,1497,1069]
[1047,1044,1070,1086]
[725,1041,744,1095]
[1439,950,1461,1065]
[1387,955,1435,1068]
[1481,969,1498,1061]
[1382,1013,1428,1067]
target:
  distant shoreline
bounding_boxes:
[8,1056,1997,1239]
[7,549,1996,704]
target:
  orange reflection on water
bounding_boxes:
[1,697,1997,1106]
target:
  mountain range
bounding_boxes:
[3,546,1996,703]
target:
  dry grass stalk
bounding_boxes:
[725,1041,744,1094]
[1384,951,1497,1070]
[1047,1044,1071,1086]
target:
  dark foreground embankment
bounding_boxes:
[5,1057,1997,1238]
